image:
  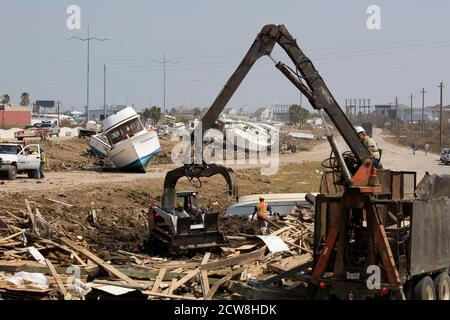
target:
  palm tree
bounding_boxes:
[1,94,10,104]
[20,92,30,106]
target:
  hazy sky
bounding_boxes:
[1,0,450,112]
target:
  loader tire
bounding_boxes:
[7,166,17,180]
[434,272,450,300]
[413,276,435,300]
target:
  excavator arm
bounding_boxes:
[163,24,374,207]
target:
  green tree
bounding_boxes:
[149,106,162,126]
[289,104,310,128]
[20,92,30,106]
[1,94,10,104]
[169,107,177,115]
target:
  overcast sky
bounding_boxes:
[1,0,450,112]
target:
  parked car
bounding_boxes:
[35,122,60,137]
[440,148,450,162]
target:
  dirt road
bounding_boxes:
[2,129,446,193]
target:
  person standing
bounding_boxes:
[412,143,417,155]
[39,147,46,179]
[424,143,430,156]
[251,196,273,235]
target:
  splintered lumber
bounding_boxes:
[46,198,74,208]
[168,278,177,295]
[143,291,201,300]
[0,230,25,243]
[0,260,98,277]
[201,247,266,271]
[170,268,200,293]
[206,267,245,300]
[260,261,313,287]
[200,252,211,299]
[61,237,139,286]
[93,279,152,290]
[45,259,68,297]
[151,268,166,293]
[24,200,36,233]
[39,239,87,266]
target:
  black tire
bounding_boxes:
[434,272,450,300]
[27,170,33,178]
[7,166,17,180]
[413,276,436,300]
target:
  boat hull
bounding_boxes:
[108,130,161,173]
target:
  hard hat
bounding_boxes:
[259,196,265,201]
[354,126,365,134]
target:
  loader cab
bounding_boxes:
[176,191,203,219]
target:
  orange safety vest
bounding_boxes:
[257,202,269,219]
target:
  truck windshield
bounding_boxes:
[0,145,19,154]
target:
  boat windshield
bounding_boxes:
[107,118,143,145]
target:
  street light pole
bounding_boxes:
[67,27,110,122]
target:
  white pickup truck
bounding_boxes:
[0,143,41,180]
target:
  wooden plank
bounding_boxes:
[200,252,211,299]
[151,268,166,293]
[0,260,99,277]
[46,198,74,208]
[0,230,25,243]
[45,259,68,297]
[39,239,87,266]
[206,267,245,300]
[61,237,140,286]
[168,278,177,295]
[93,279,152,290]
[201,247,265,271]
[24,200,36,234]
[143,291,201,300]
[170,268,200,293]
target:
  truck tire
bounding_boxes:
[434,272,450,300]
[7,166,17,180]
[413,276,436,300]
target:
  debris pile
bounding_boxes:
[0,199,314,300]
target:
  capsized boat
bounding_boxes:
[89,107,160,172]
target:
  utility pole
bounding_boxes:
[395,96,399,138]
[421,87,426,140]
[409,94,414,145]
[67,27,110,122]
[150,54,180,115]
[439,81,445,149]
[57,101,60,125]
[103,64,107,120]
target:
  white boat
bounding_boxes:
[90,107,161,172]
[221,119,278,152]
[225,193,316,218]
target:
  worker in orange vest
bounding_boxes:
[251,196,273,235]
